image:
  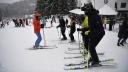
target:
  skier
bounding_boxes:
[81,3,105,66]
[19,19,24,27]
[117,14,128,46]
[67,16,76,42]
[12,19,17,27]
[0,20,5,28]
[33,11,42,48]
[103,17,109,29]
[56,16,67,40]
[109,17,114,31]
[50,15,56,27]
[25,18,29,26]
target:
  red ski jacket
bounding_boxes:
[33,17,41,33]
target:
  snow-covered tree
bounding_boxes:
[35,0,77,16]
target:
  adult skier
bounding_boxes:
[56,16,67,40]
[33,11,42,48]
[80,3,105,66]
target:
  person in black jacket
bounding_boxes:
[57,16,67,40]
[117,14,128,46]
[80,3,105,66]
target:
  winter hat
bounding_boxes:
[34,11,41,17]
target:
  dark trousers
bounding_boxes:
[89,32,105,63]
[82,35,89,51]
[109,24,113,31]
[69,29,76,41]
[61,27,67,39]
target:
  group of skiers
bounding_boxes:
[0,19,10,28]
[32,10,77,48]
[32,2,128,67]
[12,18,29,27]
[103,16,115,31]
[56,15,77,42]
[33,2,105,66]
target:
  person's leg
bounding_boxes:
[104,24,106,29]
[109,24,112,31]
[34,32,42,48]
[117,38,122,46]
[61,28,67,40]
[88,33,104,65]
[51,21,53,27]
[83,35,89,51]
[69,29,75,41]
[94,33,105,47]
[123,37,127,44]
[88,38,99,65]
[120,37,127,46]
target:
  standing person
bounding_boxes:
[26,18,29,26]
[103,17,108,29]
[56,16,67,40]
[81,3,105,66]
[0,20,2,28]
[67,16,76,42]
[117,14,128,46]
[109,17,113,31]
[12,19,18,27]
[1,20,5,28]
[51,15,56,27]
[33,11,42,48]
[19,19,25,27]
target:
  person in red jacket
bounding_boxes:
[33,12,42,48]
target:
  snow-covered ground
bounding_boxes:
[0,19,128,72]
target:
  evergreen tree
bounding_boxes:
[35,0,77,16]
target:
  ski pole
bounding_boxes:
[86,44,90,72]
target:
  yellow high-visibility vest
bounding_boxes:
[82,16,90,35]
[82,16,88,28]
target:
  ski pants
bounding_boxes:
[82,35,89,51]
[61,27,67,39]
[69,29,76,41]
[88,31,105,63]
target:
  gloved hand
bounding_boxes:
[40,24,44,28]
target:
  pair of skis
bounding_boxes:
[64,58,116,70]
[28,45,57,50]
